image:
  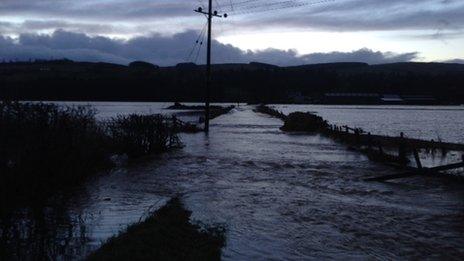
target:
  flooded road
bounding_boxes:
[67,106,464,259]
[3,104,464,259]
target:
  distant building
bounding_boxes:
[381,94,404,104]
[401,95,436,105]
[322,93,438,105]
[288,91,311,103]
[175,62,198,70]
[323,93,380,104]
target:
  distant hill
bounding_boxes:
[287,62,368,71]
[129,61,159,70]
[344,62,464,74]
[0,59,463,104]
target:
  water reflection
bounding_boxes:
[271,104,464,143]
[1,200,89,260]
[2,104,464,260]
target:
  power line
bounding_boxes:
[214,0,223,12]
[229,0,263,7]
[191,0,336,131]
[194,29,207,63]
[233,0,300,11]
[194,2,227,132]
[186,21,208,62]
[228,0,336,15]
[229,0,235,11]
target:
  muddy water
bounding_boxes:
[3,104,464,260]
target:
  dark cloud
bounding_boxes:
[406,31,464,40]
[0,0,463,36]
[0,30,418,65]
[21,20,121,34]
[238,0,464,34]
[299,49,419,64]
[0,0,194,21]
[445,59,464,64]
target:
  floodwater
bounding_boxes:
[272,104,464,143]
[2,103,464,260]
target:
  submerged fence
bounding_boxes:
[255,104,464,181]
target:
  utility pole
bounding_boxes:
[195,2,227,132]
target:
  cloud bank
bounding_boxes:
[0,0,461,63]
[0,30,418,66]
[0,0,463,35]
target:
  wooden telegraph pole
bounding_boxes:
[195,2,227,132]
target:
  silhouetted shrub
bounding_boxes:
[165,102,232,113]
[281,112,328,132]
[165,102,235,124]
[0,102,181,209]
[0,101,108,206]
[106,114,181,158]
[254,104,287,120]
[209,105,235,120]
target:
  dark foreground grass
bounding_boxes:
[87,198,225,261]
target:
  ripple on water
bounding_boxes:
[4,104,464,260]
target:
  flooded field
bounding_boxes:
[2,103,464,259]
[272,104,464,143]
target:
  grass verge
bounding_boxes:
[87,198,225,261]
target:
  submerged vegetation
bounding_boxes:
[255,104,464,181]
[280,112,328,132]
[254,104,287,120]
[255,104,328,132]
[0,102,106,207]
[167,102,235,122]
[106,114,181,158]
[87,197,225,261]
[209,105,235,120]
[0,101,181,209]
[166,102,226,111]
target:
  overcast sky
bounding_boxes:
[0,0,463,65]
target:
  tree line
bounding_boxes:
[1,60,463,104]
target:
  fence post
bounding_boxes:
[378,142,383,154]
[413,148,422,169]
[398,132,407,165]
[171,115,178,143]
[367,132,372,150]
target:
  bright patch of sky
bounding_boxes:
[0,0,463,64]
